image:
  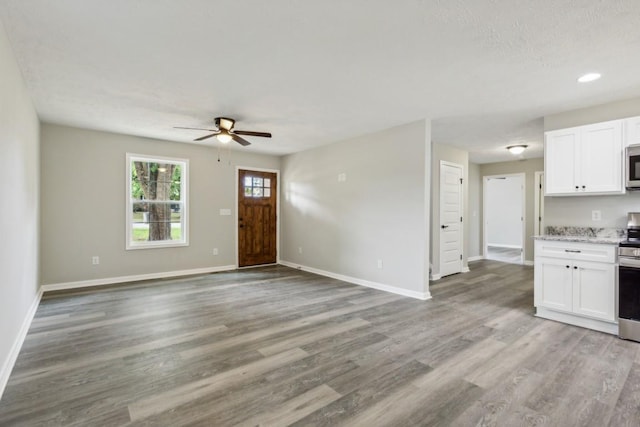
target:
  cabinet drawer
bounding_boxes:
[535,240,616,263]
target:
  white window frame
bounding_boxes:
[126,153,189,250]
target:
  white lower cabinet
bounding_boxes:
[534,240,617,334]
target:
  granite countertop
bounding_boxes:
[534,226,625,245]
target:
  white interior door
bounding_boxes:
[440,162,463,277]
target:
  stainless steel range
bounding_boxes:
[619,212,640,342]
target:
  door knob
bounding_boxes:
[441,225,449,229]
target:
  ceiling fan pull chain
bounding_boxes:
[217,145,221,162]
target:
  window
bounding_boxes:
[243,176,272,198]
[126,153,188,249]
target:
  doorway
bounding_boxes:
[237,168,279,267]
[439,161,463,277]
[483,173,525,264]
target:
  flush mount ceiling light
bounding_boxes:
[578,72,601,83]
[507,145,527,155]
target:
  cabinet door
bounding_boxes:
[572,261,615,321]
[625,116,640,146]
[534,257,573,312]
[580,120,623,194]
[545,128,579,195]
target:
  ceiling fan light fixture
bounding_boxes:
[216,131,232,143]
[507,144,527,155]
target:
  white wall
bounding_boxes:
[0,20,41,396]
[485,176,523,247]
[544,97,640,228]
[40,124,280,285]
[280,120,431,298]
[467,162,482,259]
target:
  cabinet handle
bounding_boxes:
[575,186,579,190]
[564,249,582,253]
[574,266,578,269]
[582,185,586,189]
[566,265,570,268]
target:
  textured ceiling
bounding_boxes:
[1,0,640,163]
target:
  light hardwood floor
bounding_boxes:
[486,246,523,264]
[1,261,639,426]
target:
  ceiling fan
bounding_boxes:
[175,117,272,146]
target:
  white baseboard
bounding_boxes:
[467,255,484,262]
[41,265,237,292]
[279,261,431,300]
[462,266,470,273]
[487,244,522,249]
[430,273,442,281]
[536,307,618,335]
[0,288,43,400]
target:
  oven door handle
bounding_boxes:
[620,257,640,268]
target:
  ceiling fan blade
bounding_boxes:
[174,126,217,131]
[194,133,219,141]
[232,134,251,146]
[233,130,272,138]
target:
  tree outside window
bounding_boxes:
[126,154,188,249]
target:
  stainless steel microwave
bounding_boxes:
[627,144,640,190]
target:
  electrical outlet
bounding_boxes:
[592,210,602,221]
[92,256,99,265]
[377,259,383,269]
[213,248,219,255]
[298,247,303,254]
[338,173,346,182]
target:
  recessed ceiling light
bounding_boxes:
[578,73,601,83]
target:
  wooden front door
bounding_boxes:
[238,169,277,267]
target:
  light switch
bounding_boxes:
[592,210,601,221]
[338,173,346,182]
[220,209,231,216]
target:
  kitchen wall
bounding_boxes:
[485,175,524,248]
[40,124,280,285]
[430,143,469,278]
[280,120,431,298]
[544,97,640,228]
[0,19,40,397]
[480,158,544,263]
[467,162,482,259]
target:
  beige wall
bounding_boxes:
[280,120,431,297]
[40,124,280,285]
[430,143,469,277]
[544,97,640,228]
[467,162,482,259]
[0,19,40,394]
[544,97,640,131]
[480,158,544,263]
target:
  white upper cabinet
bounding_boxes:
[545,128,579,194]
[624,116,640,146]
[545,119,623,196]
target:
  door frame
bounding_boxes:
[482,173,525,264]
[534,171,545,236]
[439,161,464,278]
[235,166,281,269]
